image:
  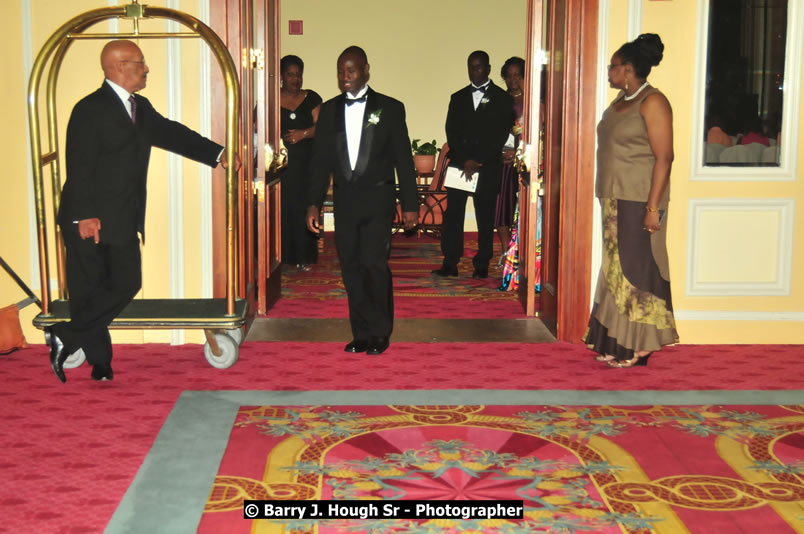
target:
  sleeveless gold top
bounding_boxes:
[595,86,669,208]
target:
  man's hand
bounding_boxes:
[463,159,482,179]
[306,206,321,234]
[220,151,242,172]
[402,211,418,231]
[78,218,101,244]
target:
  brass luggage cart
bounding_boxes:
[27,1,247,368]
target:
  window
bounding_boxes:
[702,0,786,167]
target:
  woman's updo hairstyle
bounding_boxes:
[615,33,664,79]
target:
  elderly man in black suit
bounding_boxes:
[306,46,418,356]
[433,50,514,279]
[47,40,238,383]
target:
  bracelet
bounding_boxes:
[645,206,659,213]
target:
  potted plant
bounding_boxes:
[411,138,439,174]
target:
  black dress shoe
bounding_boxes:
[471,268,489,279]
[431,265,458,277]
[366,336,390,355]
[91,364,114,381]
[46,327,67,384]
[344,339,370,353]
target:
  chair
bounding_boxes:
[719,144,751,164]
[761,145,779,164]
[743,142,766,163]
[393,143,450,237]
[705,142,727,164]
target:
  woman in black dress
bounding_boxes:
[280,55,322,269]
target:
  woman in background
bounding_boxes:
[585,34,679,367]
[495,57,525,271]
[280,55,322,270]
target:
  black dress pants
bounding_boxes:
[334,208,395,340]
[54,224,142,366]
[440,186,497,270]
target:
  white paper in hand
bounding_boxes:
[444,165,478,193]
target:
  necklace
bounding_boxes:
[623,81,649,101]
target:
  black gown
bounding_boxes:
[280,89,323,265]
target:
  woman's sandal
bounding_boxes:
[594,354,615,362]
[607,352,653,368]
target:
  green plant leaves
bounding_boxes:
[411,138,439,155]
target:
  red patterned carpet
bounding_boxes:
[270,232,528,319]
[200,404,804,533]
[1,342,803,533]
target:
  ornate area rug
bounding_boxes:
[271,233,528,319]
[198,404,804,533]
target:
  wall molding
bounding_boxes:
[198,0,212,300]
[108,0,119,32]
[689,0,803,181]
[590,0,611,310]
[166,3,184,345]
[626,0,641,41]
[686,198,795,296]
[675,310,804,322]
[22,0,40,290]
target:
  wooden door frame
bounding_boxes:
[523,0,597,342]
[554,0,597,342]
[208,0,598,341]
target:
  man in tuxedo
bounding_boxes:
[433,51,514,279]
[306,46,418,355]
[47,40,237,383]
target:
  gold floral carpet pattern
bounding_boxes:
[198,404,804,533]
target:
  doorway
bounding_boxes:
[209,0,598,343]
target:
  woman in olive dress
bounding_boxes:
[585,34,679,367]
[280,55,322,269]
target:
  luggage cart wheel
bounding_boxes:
[203,331,239,369]
[43,332,86,368]
[227,327,244,345]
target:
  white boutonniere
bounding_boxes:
[480,97,490,105]
[367,109,382,126]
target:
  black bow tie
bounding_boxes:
[472,85,488,94]
[345,94,367,106]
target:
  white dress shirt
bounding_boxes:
[105,78,134,118]
[471,80,490,110]
[344,85,369,170]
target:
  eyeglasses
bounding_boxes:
[120,60,147,66]
[607,63,624,70]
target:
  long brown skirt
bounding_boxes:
[584,198,679,361]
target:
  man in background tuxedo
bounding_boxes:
[306,46,418,355]
[433,50,514,279]
[48,40,238,383]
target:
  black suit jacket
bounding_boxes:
[59,81,223,244]
[309,88,417,215]
[445,81,515,194]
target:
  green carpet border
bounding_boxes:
[106,389,804,534]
